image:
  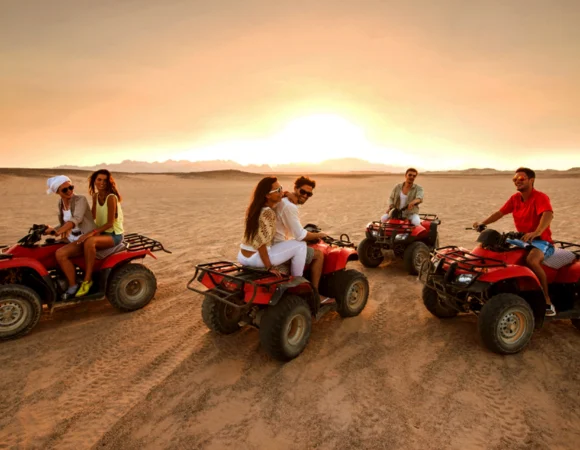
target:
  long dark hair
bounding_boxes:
[244,176,277,242]
[88,169,123,202]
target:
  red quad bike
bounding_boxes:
[420,225,580,354]
[358,208,441,275]
[187,225,369,361]
[0,224,171,340]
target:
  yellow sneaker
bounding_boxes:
[75,280,93,297]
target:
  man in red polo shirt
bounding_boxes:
[473,167,556,316]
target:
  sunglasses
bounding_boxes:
[60,185,75,194]
[299,188,313,198]
[269,186,283,194]
[512,176,527,183]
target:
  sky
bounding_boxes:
[1,0,579,171]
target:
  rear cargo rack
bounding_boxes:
[553,241,580,258]
[187,261,291,309]
[434,246,506,273]
[124,233,171,253]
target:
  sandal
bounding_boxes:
[545,304,557,317]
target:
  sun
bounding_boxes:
[267,114,368,164]
[173,113,417,167]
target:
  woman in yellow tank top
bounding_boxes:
[74,169,125,297]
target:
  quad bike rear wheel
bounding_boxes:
[478,293,534,355]
[358,238,384,268]
[403,241,431,275]
[334,270,369,317]
[202,292,241,334]
[0,284,42,340]
[259,295,312,361]
[106,263,157,312]
[422,285,458,319]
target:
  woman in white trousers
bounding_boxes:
[238,176,307,277]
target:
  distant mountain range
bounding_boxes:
[43,159,580,176]
[56,158,407,174]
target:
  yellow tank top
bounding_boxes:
[96,194,124,234]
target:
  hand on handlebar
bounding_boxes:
[522,231,541,242]
[43,226,56,236]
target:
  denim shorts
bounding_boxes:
[103,232,124,246]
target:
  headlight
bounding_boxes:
[371,230,379,237]
[456,274,475,284]
[395,233,409,240]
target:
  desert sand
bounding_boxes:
[0,170,579,450]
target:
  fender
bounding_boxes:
[322,248,358,274]
[553,260,580,284]
[0,257,49,277]
[478,265,541,291]
[269,276,312,306]
[410,225,427,238]
[99,249,154,270]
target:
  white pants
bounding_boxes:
[381,211,421,226]
[238,240,307,276]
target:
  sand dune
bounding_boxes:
[0,172,579,449]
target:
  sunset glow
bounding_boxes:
[1,1,579,171]
[175,114,419,167]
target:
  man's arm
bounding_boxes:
[281,202,325,241]
[473,211,504,229]
[522,211,553,242]
[407,185,424,210]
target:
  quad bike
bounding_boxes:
[420,225,580,354]
[0,224,171,340]
[358,208,441,274]
[187,225,369,361]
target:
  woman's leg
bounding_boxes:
[267,240,308,276]
[55,243,84,285]
[82,235,115,282]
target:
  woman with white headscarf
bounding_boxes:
[45,175,96,299]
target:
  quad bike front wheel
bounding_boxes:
[403,241,431,275]
[0,285,42,340]
[357,238,384,268]
[334,269,369,317]
[201,292,241,334]
[106,263,157,312]
[478,294,534,355]
[422,285,458,319]
[259,295,312,361]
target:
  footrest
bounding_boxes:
[315,302,337,321]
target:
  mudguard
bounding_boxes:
[322,247,358,274]
[478,266,541,291]
[99,249,154,270]
[269,276,312,306]
[0,257,49,277]
[410,225,428,238]
[554,261,580,283]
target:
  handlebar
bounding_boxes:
[465,225,487,232]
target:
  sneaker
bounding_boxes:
[61,284,79,300]
[545,304,557,317]
[75,280,93,298]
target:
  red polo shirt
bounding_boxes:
[499,189,553,242]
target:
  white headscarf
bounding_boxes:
[46,175,71,195]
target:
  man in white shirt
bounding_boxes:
[274,176,327,290]
[381,168,424,226]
